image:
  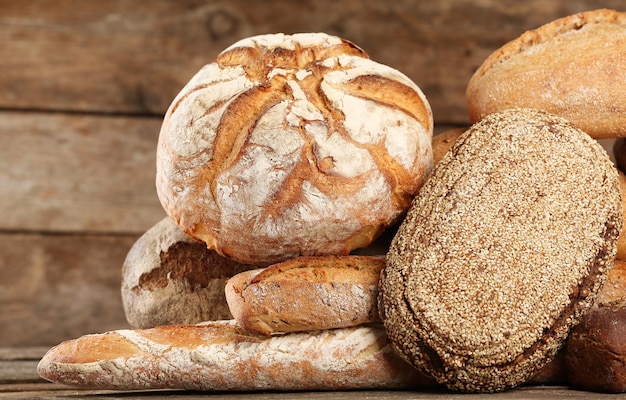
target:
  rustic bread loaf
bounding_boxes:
[466,9,626,139]
[225,255,384,335]
[122,217,253,328]
[379,108,622,393]
[37,320,435,391]
[156,32,434,266]
[565,300,626,393]
[432,128,465,165]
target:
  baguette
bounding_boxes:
[37,321,434,391]
[225,255,384,335]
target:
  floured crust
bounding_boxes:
[225,255,384,335]
[466,9,626,138]
[380,108,622,392]
[121,217,253,328]
[156,32,433,265]
[37,321,434,391]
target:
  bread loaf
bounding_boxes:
[379,108,622,393]
[156,32,434,266]
[225,255,384,335]
[565,300,626,393]
[37,321,435,391]
[432,128,465,165]
[122,217,253,328]
[466,9,626,138]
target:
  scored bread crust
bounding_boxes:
[37,320,434,391]
[466,9,626,138]
[380,108,622,393]
[156,32,433,265]
[225,255,384,335]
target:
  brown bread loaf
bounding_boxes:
[225,255,384,335]
[565,301,626,393]
[466,9,626,139]
[379,108,622,393]
[156,32,434,266]
[122,217,253,328]
[37,321,435,391]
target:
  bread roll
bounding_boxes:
[225,255,384,335]
[379,108,622,393]
[466,9,626,139]
[37,321,435,391]
[432,128,465,165]
[122,217,253,328]
[565,300,626,393]
[156,32,434,265]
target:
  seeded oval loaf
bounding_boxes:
[379,108,622,393]
[121,217,254,328]
[156,32,433,266]
[466,9,626,139]
[225,255,384,335]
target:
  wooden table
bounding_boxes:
[2,347,624,400]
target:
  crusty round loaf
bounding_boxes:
[565,300,626,393]
[379,108,622,393]
[121,217,253,328]
[156,32,433,265]
[466,9,626,139]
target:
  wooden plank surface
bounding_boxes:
[0,0,624,122]
[0,111,165,234]
[0,233,133,347]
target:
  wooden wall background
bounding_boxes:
[1,0,623,347]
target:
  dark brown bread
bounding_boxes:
[380,108,622,393]
[565,301,626,393]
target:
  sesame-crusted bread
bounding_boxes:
[156,32,433,266]
[466,9,626,139]
[379,108,622,393]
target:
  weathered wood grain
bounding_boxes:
[0,111,165,233]
[0,233,134,347]
[1,0,625,123]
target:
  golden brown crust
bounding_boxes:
[466,9,626,138]
[225,255,385,335]
[156,33,433,265]
[432,128,465,165]
[380,108,622,393]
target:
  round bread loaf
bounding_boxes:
[565,300,626,393]
[156,32,433,265]
[379,108,622,393]
[466,9,626,139]
[122,217,253,328]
